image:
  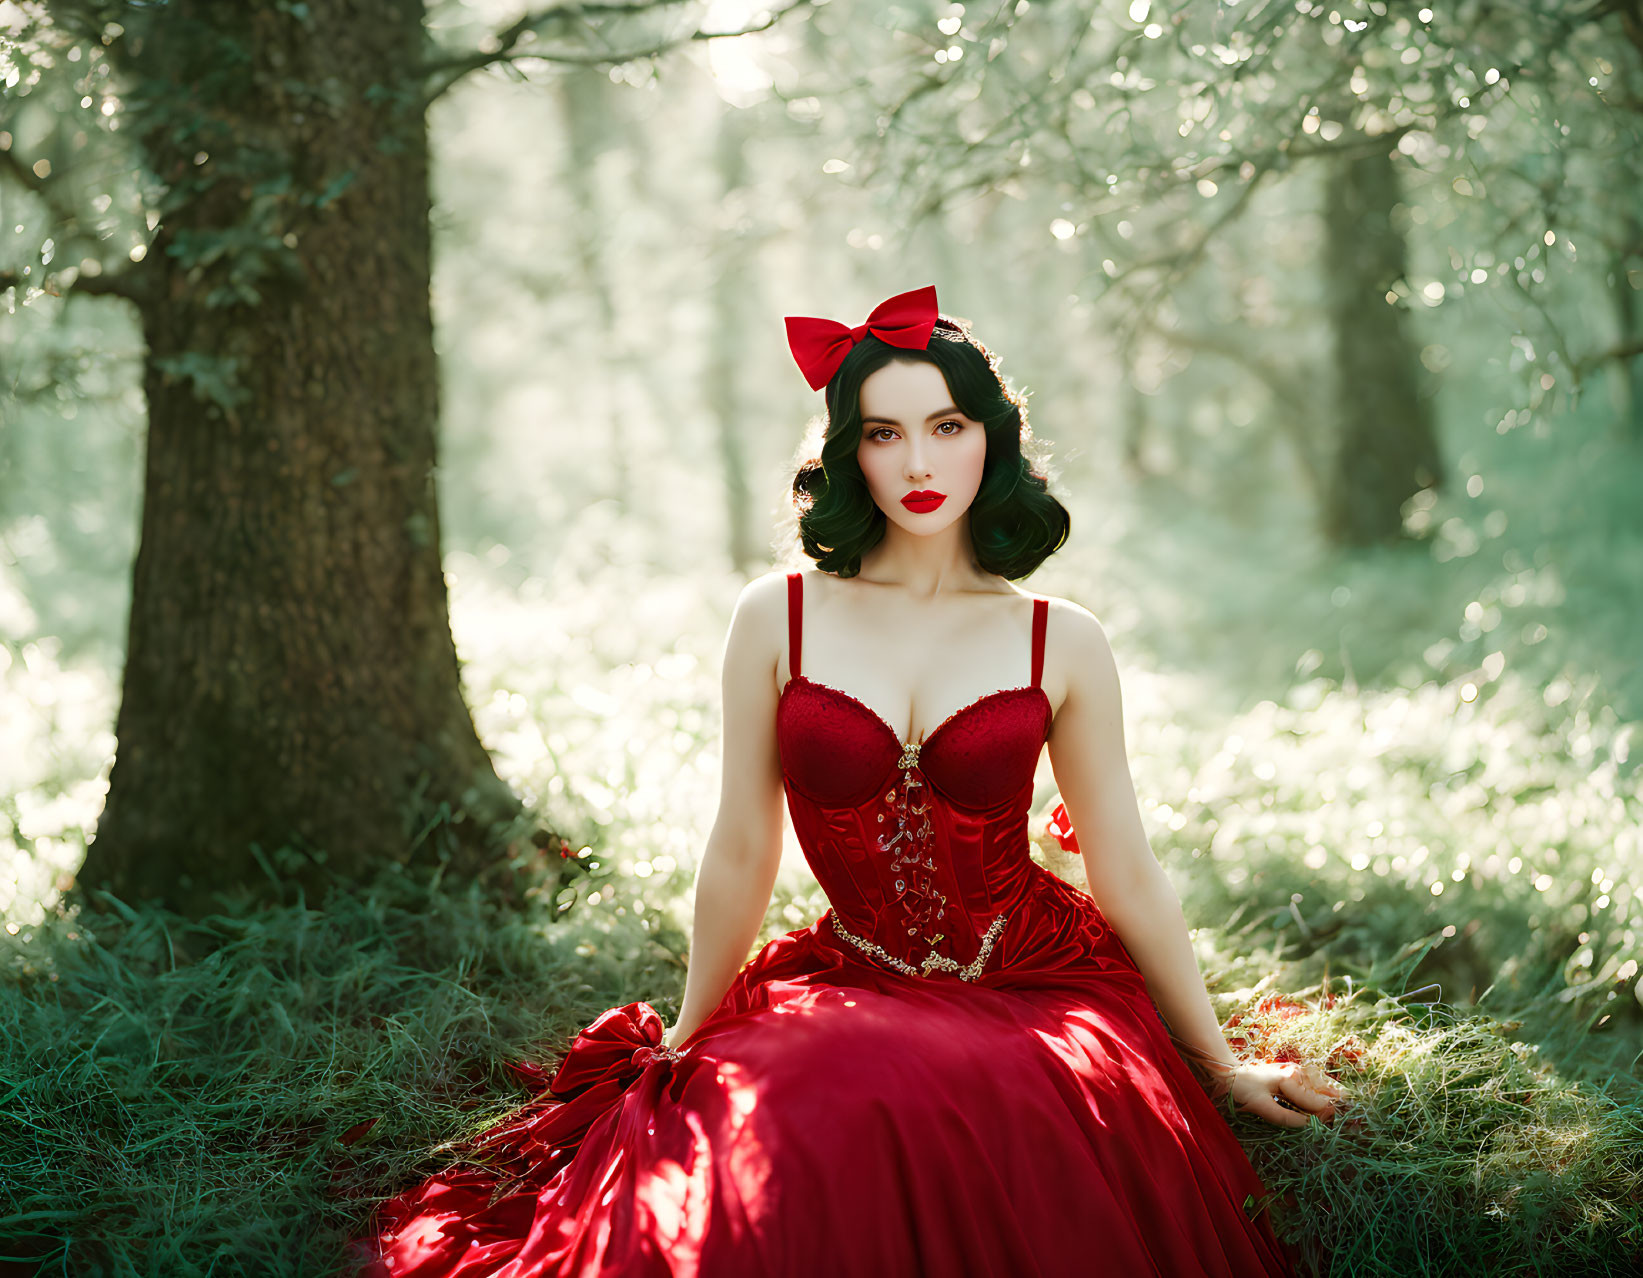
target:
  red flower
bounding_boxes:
[1046,802,1081,854]
[1222,992,1362,1080]
[1326,1034,1368,1070]
[1253,993,1312,1020]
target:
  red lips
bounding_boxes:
[901,490,947,513]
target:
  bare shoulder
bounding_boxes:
[735,567,793,611]
[1034,594,1119,697]
[728,568,792,643]
[1035,593,1111,651]
[734,566,820,665]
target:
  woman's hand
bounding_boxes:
[1217,1059,1347,1128]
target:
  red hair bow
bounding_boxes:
[784,284,940,391]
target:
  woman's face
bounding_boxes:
[855,359,987,537]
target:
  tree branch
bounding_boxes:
[0,148,158,307]
[0,146,51,198]
[71,266,157,306]
[0,264,155,307]
[419,0,814,107]
[1133,314,1327,501]
[1573,338,1643,380]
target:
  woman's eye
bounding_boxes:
[866,422,961,441]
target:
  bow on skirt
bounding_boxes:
[467,1001,680,1177]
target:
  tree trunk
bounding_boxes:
[706,108,760,576]
[1609,219,1643,443]
[80,0,526,914]
[559,67,633,509]
[1320,142,1446,545]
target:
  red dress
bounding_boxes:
[357,572,1295,1277]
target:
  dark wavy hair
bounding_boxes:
[788,312,1070,579]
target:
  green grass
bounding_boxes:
[2,640,1639,1274]
[0,870,683,1276]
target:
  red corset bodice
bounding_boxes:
[776,571,1087,984]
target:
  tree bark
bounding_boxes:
[1608,215,1643,443]
[1320,142,1446,545]
[80,0,526,914]
[706,107,760,576]
[559,67,633,509]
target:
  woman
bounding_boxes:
[359,285,1344,1277]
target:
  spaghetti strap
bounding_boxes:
[1030,597,1048,689]
[787,571,804,680]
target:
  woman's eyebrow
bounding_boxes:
[860,404,963,426]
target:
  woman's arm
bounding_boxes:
[663,571,789,1048]
[1044,602,1341,1128]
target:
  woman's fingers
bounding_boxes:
[1227,1061,1352,1128]
[1294,1060,1346,1097]
[1277,1067,1341,1120]
[1240,1093,1313,1128]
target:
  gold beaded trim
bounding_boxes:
[828,909,1008,982]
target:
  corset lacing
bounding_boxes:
[833,732,1009,981]
[879,737,949,944]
